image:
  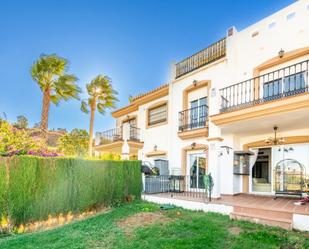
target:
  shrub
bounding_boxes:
[0,156,142,226]
[58,129,89,156]
[0,120,44,155]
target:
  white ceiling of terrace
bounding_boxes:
[220,107,309,136]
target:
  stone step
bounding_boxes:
[230,211,292,230]
[233,205,293,220]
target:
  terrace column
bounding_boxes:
[121,123,131,160]
[207,141,221,199]
[121,143,130,160]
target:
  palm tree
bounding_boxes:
[31,54,80,138]
[81,75,118,156]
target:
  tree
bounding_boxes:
[128,95,134,103]
[31,54,80,138]
[13,115,28,129]
[81,75,118,156]
[58,129,89,156]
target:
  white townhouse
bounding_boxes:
[95,0,309,201]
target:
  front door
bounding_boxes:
[187,153,207,190]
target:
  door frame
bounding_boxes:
[249,146,274,195]
[186,150,207,191]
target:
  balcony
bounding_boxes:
[99,127,123,145]
[178,105,209,139]
[98,126,141,145]
[219,60,309,113]
[175,38,226,79]
[95,125,143,156]
[129,126,141,142]
[211,59,309,127]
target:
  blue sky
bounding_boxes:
[0,0,294,133]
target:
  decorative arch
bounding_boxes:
[181,143,208,175]
[121,114,137,124]
[253,47,309,77]
[182,80,211,109]
[243,136,309,150]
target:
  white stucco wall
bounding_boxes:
[223,0,309,91]
[102,0,309,197]
[138,95,170,165]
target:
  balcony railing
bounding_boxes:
[144,175,211,201]
[179,105,209,132]
[99,127,123,145]
[129,126,141,142]
[219,60,309,112]
[175,38,226,78]
[98,126,142,145]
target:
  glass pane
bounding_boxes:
[198,156,206,189]
[190,100,198,108]
[263,84,269,98]
[190,100,198,128]
[199,97,207,106]
[190,155,197,188]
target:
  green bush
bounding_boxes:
[0,156,141,226]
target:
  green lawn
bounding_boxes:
[0,201,308,249]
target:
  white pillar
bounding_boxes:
[121,142,130,160]
[208,141,221,198]
[121,122,131,160]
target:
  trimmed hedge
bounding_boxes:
[0,156,142,225]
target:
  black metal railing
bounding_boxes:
[179,105,208,132]
[99,127,122,145]
[144,175,211,201]
[175,38,226,78]
[129,126,141,142]
[219,60,309,112]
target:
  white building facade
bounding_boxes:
[95,0,309,199]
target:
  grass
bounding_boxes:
[0,201,308,249]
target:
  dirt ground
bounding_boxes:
[228,226,242,235]
[116,212,173,237]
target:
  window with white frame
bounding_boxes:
[190,97,208,128]
[286,12,296,20]
[268,22,276,29]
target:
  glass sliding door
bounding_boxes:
[188,153,206,190]
[190,97,208,129]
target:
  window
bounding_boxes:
[263,71,306,99]
[283,71,306,93]
[263,79,282,99]
[189,97,208,129]
[286,12,296,20]
[147,103,167,126]
[123,117,137,127]
[251,31,259,37]
[268,22,276,29]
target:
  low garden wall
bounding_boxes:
[0,156,142,226]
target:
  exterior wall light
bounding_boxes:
[278,48,285,58]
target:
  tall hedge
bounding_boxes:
[0,156,142,225]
